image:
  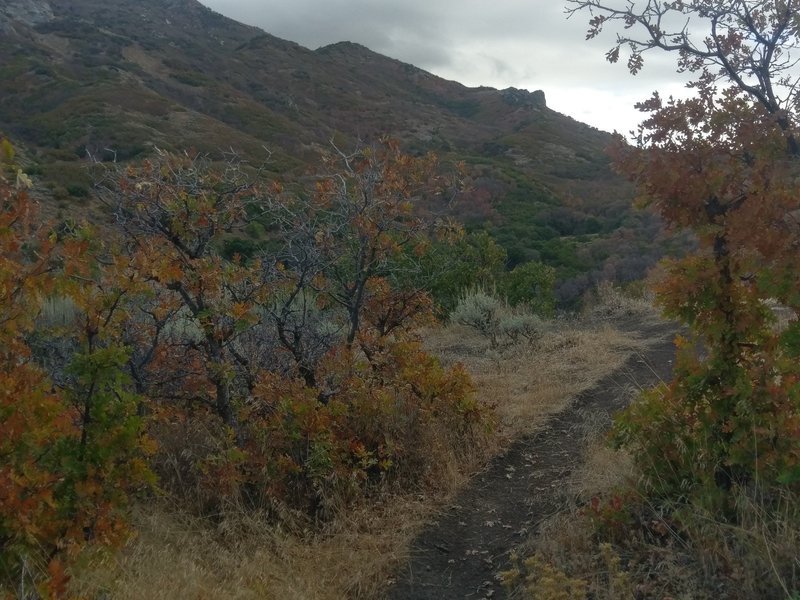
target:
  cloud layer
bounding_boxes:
[200,0,693,133]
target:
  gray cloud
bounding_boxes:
[200,0,693,132]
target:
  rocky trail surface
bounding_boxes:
[388,322,676,600]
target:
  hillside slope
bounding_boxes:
[0,0,677,301]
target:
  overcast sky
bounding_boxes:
[199,0,694,134]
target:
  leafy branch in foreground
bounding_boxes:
[571,0,800,505]
[0,138,153,597]
[568,0,800,137]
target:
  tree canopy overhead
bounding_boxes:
[569,0,800,144]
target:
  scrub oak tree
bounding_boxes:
[568,0,800,504]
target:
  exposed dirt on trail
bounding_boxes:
[387,322,676,600]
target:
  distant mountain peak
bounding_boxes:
[316,41,372,53]
[315,40,396,64]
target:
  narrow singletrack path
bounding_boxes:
[388,322,676,600]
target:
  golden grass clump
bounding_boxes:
[71,497,442,600]
[427,319,648,439]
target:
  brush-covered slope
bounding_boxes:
[0,0,676,301]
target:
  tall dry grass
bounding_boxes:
[510,438,800,598]
[71,498,441,600]
[426,320,650,440]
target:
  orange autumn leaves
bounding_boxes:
[592,7,800,503]
[1,140,153,596]
[1,138,487,594]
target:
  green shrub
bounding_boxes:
[498,260,556,314]
[66,183,89,198]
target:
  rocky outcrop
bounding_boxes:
[501,87,547,109]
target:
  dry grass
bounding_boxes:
[508,441,692,600]
[70,307,660,599]
[427,319,649,440]
[71,497,444,600]
[569,443,636,501]
[70,424,479,599]
[520,441,632,556]
[582,280,661,326]
[515,440,800,600]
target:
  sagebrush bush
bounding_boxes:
[451,289,505,347]
[499,313,543,345]
[452,289,547,349]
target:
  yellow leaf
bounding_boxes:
[1,139,14,162]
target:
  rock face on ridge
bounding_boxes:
[502,87,547,108]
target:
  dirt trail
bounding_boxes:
[387,322,676,600]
